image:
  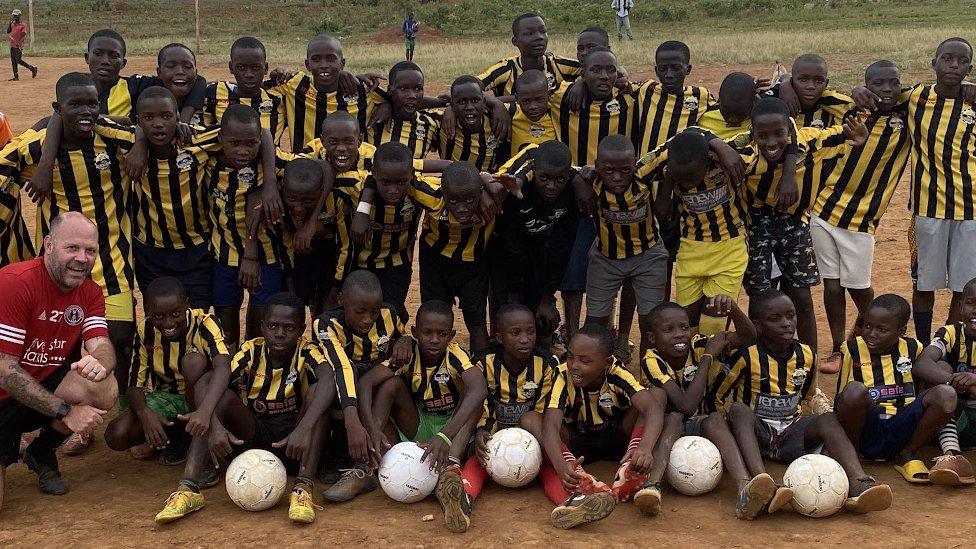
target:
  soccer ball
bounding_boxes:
[665,436,723,496]
[378,442,439,503]
[225,449,288,511]
[783,454,849,518]
[486,427,542,488]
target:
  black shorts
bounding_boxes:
[754,415,818,464]
[244,410,301,472]
[0,367,70,466]
[367,263,413,315]
[289,236,338,306]
[419,243,489,327]
[134,240,215,310]
[566,421,629,463]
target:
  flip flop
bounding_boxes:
[893,459,930,484]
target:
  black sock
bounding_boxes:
[179,479,201,493]
[29,427,71,452]
[914,310,933,344]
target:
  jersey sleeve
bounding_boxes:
[639,353,674,389]
[498,143,537,175]
[609,366,644,398]
[320,337,358,408]
[930,324,956,361]
[93,118,137,150]
[712,350,746,412]
[81,283,109,341]
[800,346,817,401]
[299,342,326,385]
[798,125,850,165]
[553,55,582,81]
[128,324,151,389]
[0,130,38,187]
[533,362,558,414]
[448,344,474,375]
[196,313,229,358]
[546,366,570,411]
[477,59,513,98]
[407,174,443,211]
[228,341,254,385]
[0,272,30,357]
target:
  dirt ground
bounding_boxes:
[0,56,966,548]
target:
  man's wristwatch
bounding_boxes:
[55,402,72,420]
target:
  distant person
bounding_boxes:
[611,0,634,41]
[6,8,36,81]
[402,11,419,61]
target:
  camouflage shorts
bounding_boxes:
[744,209,820,293]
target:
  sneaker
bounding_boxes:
[154,487,205,524]
[159,430,191,466]
[633,481,662,516]
[435,465,472,533]
[610,461,647,502]
[63,432,93,456]
[322,467,376,502]
[929,454,976,486]
[819,351,841,374]
[551,492,617,529]
[767,485,794,514]
[198,467,220,490]
[844,476,892,513]
[7,77,18,81]
[288,485,320,524]
[735,473,776,520]
[573,464,611,495]
[30,66,37,79]
[24,444,68,495]
[808,387,834,415]
[317,451,344,485]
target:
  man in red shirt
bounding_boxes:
[0,212,117,512]
[6,8,36,81]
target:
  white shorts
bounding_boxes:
[809,216,875,289]
[914,216,976,292]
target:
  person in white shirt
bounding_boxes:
[611,0,634,40]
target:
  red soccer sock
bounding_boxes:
[560,442,577,464]
[539,457,571,505]
[461,455,487,500]
[628,425,645,454]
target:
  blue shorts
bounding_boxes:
[859,390,928,460]
[560,218,595,292]
[212,262,282,308]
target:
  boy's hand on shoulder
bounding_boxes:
[775,170,799,210]
[851,85,881,111]
[174,122,196,146]
[754,77,773,94]
[475,429,491,467]
[843,113,868,147]
[338,71,360,96]
[478,189,503,221]
[124,135,149,183]
[357,73,386,92]
[536,297,560,334]
[778,77,801,117]
[368,102,392,128]
[24,162,53,202]
[573,169,598,215]
[294,220,317,255]
[565,81,586,113]
[711,140,745,185]
[441,105,457,139]
[390,337,413,367]
[488,99,511,138]
[962,82,976,104]
[268,68,295,86]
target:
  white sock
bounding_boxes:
[940,421,961,454]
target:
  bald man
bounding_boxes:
[0,212,118,512]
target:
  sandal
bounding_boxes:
[893,459,930,484]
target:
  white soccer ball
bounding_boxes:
[486,427,543,488]
[783,454,849,518]
[225,449,288,511]
[665,436,724,496]
[378,442,439,503]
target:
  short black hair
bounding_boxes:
[230,36,267,59]
[512,12,542,36]
[648,301,688,326]
[575,323,615,357]
[964,277,976,296]
[220,103,260,129]
[865,60,898,81]
[374,141,413,167]
[751,96,791,122]
[667,129,709,166]
[936,37,973,57]
[578,26,610,45]
[389,60,423,86]
[158,43,195,65]
[136,86,178,112]
[88,29,126,56]
[515,69,548,93]
[748,288,789,320]
[284,158,324,192]
[417,299,455,325]
[442,161,482,195]
[597,133,635,158]
[495,303,534,327]
[656,40,690,63]
[264,292,306,319]
[868,294,911,327]
[308,33,342,56]
[322,110,360,135]
[534,140,571,171]
[451,75,484,96]
[342,269,383,297]
[792,53,827,71]
[56,72,96,103]
[583,46,615,69]
[145,276,186,304]
[719,72,756,104]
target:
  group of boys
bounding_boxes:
[0,9,974,534]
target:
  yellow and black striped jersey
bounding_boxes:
[365,109,440,159]
[509,104,557,154]
[902,84,976,220]
[0,172,35,266]
[267,72,379,153]
[633,82,712,156]
[812,110,910,234]
[100,76,140,119]
[550,81,639,166]
[435,114,505,172]
[477,348,556,433]
[713,341,816,423]
[592,167,658,259]
[389,338,473,414]
[697,103,750,140]
[129,308,228,394]
[230,336,323,416]
[312,304,405,369]
[640,334,719,415]
[478,54,581,98]
[203,82,286,146]
[932,323,976,371]
[0,121,135,296]
[548,362,645,432]
[837,336,922,417]
[421,204,496,263]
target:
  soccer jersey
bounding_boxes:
[713,340,816,425]
[0,173,34,266]
[477,349,556,433]
[639,334,718,415]
[203,82,286,146]
[230,337,323,416]
[0,257,108,401]
[592,168,658,259]
[312,304,405,368]
[931,323,976,405]
[365,109,440,159]
[391,339,473,414]
[129,309,228,394]
[837,336,922,417]
[697,104,750,140]
[435,114,505,172]
[633,82,712,156]
[99,74,208,121]
[509,104,557,154]
[551,81,638,166]
[548,362,645,432]
[0,121,135,296]
[478,54,581,98]
[421,202,496,263]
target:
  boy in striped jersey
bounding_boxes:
[435,76,507,172]
[835,294,969,484]
[365,61,439,159]
[715,289,892,514]
[104,277,229,464]
[508,69,557,154]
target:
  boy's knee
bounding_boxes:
[518,411,542,432]
[180,353,209,381]
[927,384,958,413]
[838,381,871,407]
[728,402,751,422]
[103,419,129,451]
[702,412,726,432]
[664,412,684,430]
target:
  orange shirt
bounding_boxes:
[8,21,27,49]
[0,113,12,148]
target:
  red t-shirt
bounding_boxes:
[0,257,108,401]
[8,21,27,49]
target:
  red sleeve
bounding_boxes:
[81,282,109,341]
[0,272,30,357]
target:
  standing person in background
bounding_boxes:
[403,11,419,61]
[7,9,36,81]
[611,0,634,41]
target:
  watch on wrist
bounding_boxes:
[55,402,72,420]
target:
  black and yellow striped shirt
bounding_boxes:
[312,304,405,369]
[0,151,35,266]
[592,167,658,259]
[697,103,751,140]
[0,122,135,296]
[837,336,922,417]
[230,337,323,416]
[640,334,718,415]
[421,203,496,263]
[365,109,440,159]
[932,323,976,371]
[548,362,645,432]
[633,82,712,156]
[714,341,816,423]
[509,104,557,154]
[477,54,581,98]
[550,81,639,166]
[435,114,504,172]
[203,82,286,146]
[477,349,556,433]
[904,84,976,220]
[390,339,473,414]
[100,76,140,119]
[129,309,228,394]
[812,110,910,233]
